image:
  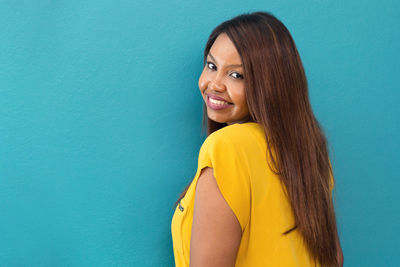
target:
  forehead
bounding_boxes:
[208,33,241,63]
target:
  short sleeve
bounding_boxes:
[196,132,251,232]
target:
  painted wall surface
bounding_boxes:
[0,0,399,266]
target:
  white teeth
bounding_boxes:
[209,97,229,105]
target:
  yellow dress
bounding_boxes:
[171,122,333,267]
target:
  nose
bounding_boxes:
[209,76,226,92]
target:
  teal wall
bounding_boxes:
[1,0,399,266]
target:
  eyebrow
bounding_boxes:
[208,53,243,68]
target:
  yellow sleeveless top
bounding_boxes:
[171,122,333,266]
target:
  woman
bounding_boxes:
[171,11,344,267]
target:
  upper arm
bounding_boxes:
[190,167,242,267]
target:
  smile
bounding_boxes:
[206,95,232,110]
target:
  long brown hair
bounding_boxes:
[175,11,340,266]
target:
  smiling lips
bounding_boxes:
[206,94,233,110]
[207,93,231,103]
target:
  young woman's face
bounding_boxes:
[198,33,250,125]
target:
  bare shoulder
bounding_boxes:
[190,167,242,267]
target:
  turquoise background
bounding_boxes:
[0,0,399,266]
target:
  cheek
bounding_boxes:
[230,86,247,106]
[198,72,208,91]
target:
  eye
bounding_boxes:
[206,61,216,70]
[230,72,244,80]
